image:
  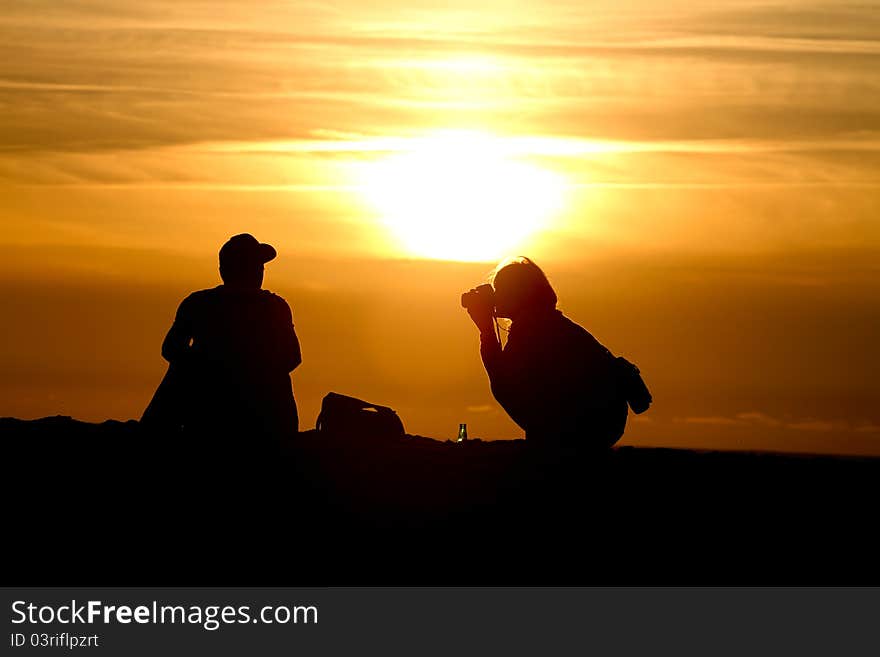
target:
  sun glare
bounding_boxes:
[359,131,567,262]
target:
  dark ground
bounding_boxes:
[3,416,878,585]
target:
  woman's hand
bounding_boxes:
[464,287,496,334]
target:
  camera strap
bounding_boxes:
[494,316,504,347]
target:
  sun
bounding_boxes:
[358,131,567,262]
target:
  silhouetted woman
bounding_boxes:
[464,257,628,450]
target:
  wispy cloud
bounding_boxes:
[676,411,879,435]
[3,1,880,154]
[678,416,740,426]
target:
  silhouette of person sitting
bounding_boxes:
[142,234,301,450]
[463,257,627,450]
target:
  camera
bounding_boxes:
[461,283,495,314]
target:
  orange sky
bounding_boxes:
[2,1,879,454]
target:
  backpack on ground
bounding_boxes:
[316,392,405,439]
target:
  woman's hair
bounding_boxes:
[490,257,558,313]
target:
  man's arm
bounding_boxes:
[161,297,194,364]
[274,297,302,373]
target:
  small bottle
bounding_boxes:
[457,423,468,442]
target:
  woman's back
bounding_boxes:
[466,257,629,450]
[490,310,627,448]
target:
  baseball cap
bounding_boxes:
[219,233,276,268]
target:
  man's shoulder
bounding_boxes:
[180,286,219,307]
[178,286,222,309]
[186,286,223,300]
[180,286,291,319]
[259,289,290,307]
[258,289,293,319]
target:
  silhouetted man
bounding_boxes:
[142,234,301,450]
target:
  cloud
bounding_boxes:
[2,0,880,157]
[786,420,836,432]
[677,411,876,435]
[854,423,880,434]
[684,2,880,44]
[677,416,741,426]
[735,411,782,427]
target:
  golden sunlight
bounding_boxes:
[359,131,567,262]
